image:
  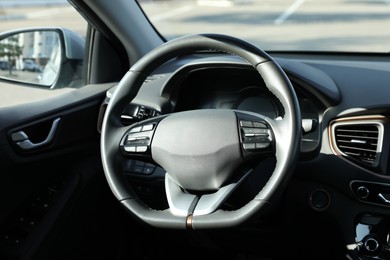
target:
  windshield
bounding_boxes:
[138,0,390,53]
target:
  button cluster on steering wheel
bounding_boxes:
[240,120,272,152]
[123,124,155,154]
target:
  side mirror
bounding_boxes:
[0,28,85,89]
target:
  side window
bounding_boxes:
[0,2,87,108]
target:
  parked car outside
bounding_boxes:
[22,60,41,72]
[0,61,10,70]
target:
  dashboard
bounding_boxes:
[101,51,390,259]
[103,52,390,174]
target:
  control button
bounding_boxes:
[127,136,136,142]
[123,160,133,171]
[244,136,262,143]
[145,162,156,168]
[309,189,330,211]
[364,237,379,252]
[125,136,150,147]
[255,143,269,149]
[124,146,147,153]
[135,137,149,146]
[356,186,370,199]
[136,146,148,153]
[240,121,253,127]
[135,160,145,167]
[130,126,142,133]
[124,146,136,152]
[123,160,156,175]
[142,124,154,131]
[133,165,144,174]
[242,128,268,136]
[253,122,267,128]
[143,167,155,175]
[244,136,270,143]
[243,143,256,150]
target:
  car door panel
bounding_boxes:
[0,82,114,259]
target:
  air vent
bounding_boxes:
[330,118,385,168]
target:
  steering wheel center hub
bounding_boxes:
[152,109,242,191]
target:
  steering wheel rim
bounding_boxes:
[101,34,301,229]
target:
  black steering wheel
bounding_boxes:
[100,34,301,229]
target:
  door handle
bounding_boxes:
[377,193,390,205]
[11,117,61,151]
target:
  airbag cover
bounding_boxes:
[152,109,242,191]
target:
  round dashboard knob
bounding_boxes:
[357,186,369,199]
[364,237,379,252]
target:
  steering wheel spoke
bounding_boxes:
[166,169,253,217]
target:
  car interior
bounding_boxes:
[1,0,390,259]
